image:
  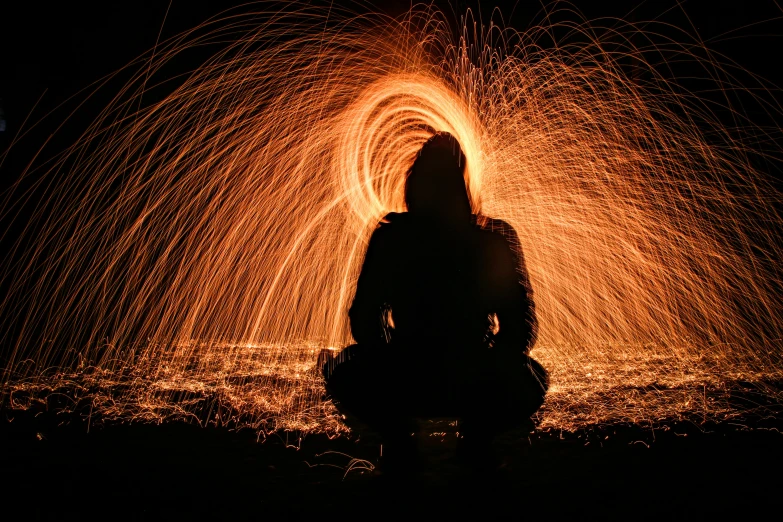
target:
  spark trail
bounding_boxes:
[1,2,782,433]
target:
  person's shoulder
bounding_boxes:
[368,212,410,243]
[474,214,519,243]
[473,215,518,238]
[379,211,407,225]
[375,211,414,231]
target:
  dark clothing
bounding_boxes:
[349,212,537,357]
[324,212,546,438]
[325,343,547,438]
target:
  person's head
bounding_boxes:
[404,132,471,222]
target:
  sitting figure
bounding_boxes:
[321,132,547,467]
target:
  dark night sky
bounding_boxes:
[1,0,781,182]
[0,6,781,514]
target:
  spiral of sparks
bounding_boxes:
[1,3,782,433]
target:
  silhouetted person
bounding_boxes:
[321,133,547,468]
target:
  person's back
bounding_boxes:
[322,132,546,468]
[349,211,532,373]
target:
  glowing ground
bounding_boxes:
[1,3,781,517]
[5,341,782,436]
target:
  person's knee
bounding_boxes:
[317,348,336,380]
[527,356,549,393]
[319,344,367,381]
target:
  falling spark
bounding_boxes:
[1,3,782,434]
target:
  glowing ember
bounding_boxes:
[1,3,781,435]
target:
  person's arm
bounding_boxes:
[503,225,537,352]
[348,222,391,346]
[481,219,537,354]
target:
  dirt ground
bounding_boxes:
[2,405,782,521]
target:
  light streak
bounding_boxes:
[1,2,781,434]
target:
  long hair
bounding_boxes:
[404,132,471,221]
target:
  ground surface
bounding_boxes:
[2,405,782,521]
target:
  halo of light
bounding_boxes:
[1,3,781,432]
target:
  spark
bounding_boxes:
[1,2,782,435]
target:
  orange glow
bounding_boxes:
[1,3,781,434]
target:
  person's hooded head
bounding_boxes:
[404,132,471,223]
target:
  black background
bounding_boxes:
[0,0,781,360]
[2,0,782,171]
[0,3,781,518]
